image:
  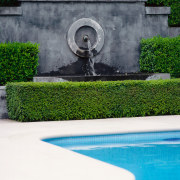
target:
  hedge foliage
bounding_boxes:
[0,0,20,6]
[0,42,39,86]
[146,0,180,26]
[140,36,180,78]
[6,79,180,122]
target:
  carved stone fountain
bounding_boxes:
[0,0,174,81]
[67,18,104,76]
[34,17,170,82]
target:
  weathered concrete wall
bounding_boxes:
[0,87,8,119]
[0,0,176,76]
[144,7,170,38]
[0,7,22,15]
[169,27,180,37]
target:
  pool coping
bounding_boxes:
[0,115,180,180]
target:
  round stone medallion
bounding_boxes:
[67,18,104,58]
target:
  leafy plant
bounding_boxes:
[0,0,20,6]
[140,36,180,78]
[6,79,180,122]
[0,42,39,85]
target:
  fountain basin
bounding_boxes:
[33,73,170,82]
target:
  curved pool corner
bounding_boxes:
[43,131,180,180]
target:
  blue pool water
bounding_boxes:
[43,131,180,180]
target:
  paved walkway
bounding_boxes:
[0,115,180,180]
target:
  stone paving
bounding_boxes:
[0,115,180,180]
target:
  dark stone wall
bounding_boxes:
[0,1,176,75]
[0,87,8,119]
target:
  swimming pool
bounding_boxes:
[43,131,180,180]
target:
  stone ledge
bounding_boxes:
[0,7,22,16]
[33,73,170,82]
[146,7,171,15]
[19,0,147,2]
[0,86,6,90]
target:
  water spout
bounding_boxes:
[83,35,96,76]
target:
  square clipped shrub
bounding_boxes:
[140,36,180,78]
[146,0,180,27]
[0,42,39,86]
[6,79,180,122]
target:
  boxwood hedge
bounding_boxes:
[6,79,180,122]
[140,36,180,78]
[0,42,39,86]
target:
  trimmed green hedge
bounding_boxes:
[0,42,39,86]
[146,0,180,27]
[140,36,180,78]
[6,79,180,122]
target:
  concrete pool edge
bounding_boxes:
[0,115,180,180]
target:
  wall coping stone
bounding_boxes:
[19,0,148,2]
[0,7,22,16]
[146,7,171,15]
[0,86,6,90]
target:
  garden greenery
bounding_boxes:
[140,36,180,78]
[146,0,180,26]
[0,0,20,6]
[0,42,39,86]
[6,79,180,122]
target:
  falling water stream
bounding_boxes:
[83,35,96,76]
